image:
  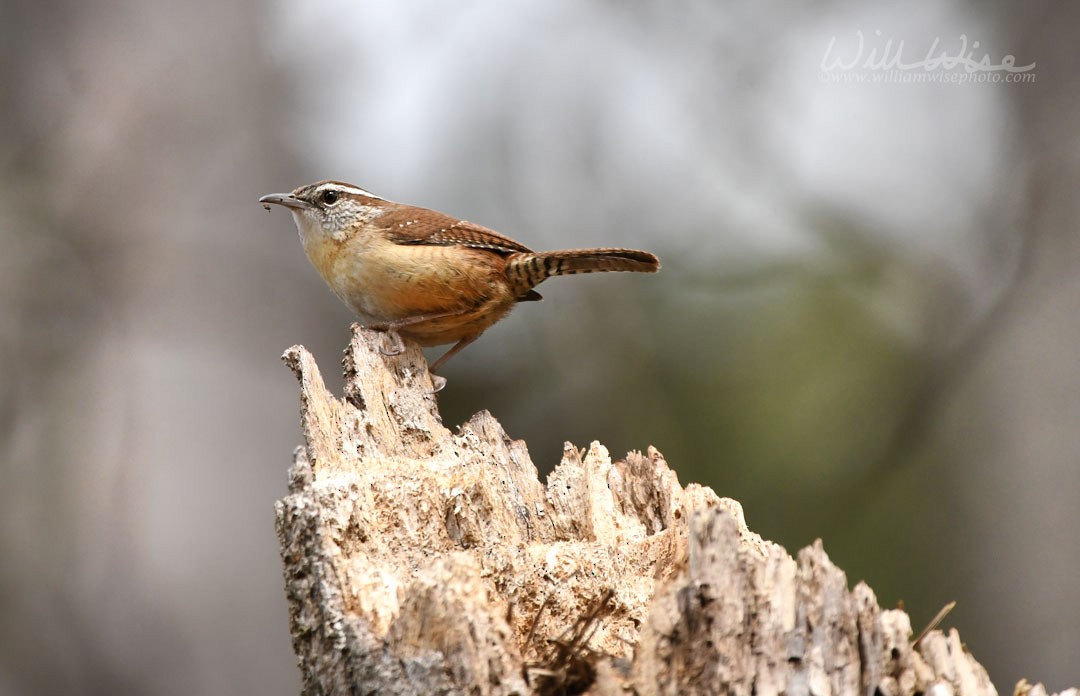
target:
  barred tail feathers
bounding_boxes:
[507,248,660,291]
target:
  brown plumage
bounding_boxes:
[260,180,660,378]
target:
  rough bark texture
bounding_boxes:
[275,326,1072,696]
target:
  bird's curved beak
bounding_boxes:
[259,193,313,211]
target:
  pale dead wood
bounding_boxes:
[275,325,1070,696]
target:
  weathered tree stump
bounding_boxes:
[274,326,1067,696]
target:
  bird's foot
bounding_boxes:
[428,374,447,393]
[377,329,405,357]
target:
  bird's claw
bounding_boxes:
[378,331,405,356]
[428,374,447,393]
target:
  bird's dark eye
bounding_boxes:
[321,190,340,205]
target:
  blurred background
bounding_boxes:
[1,0,1077,693]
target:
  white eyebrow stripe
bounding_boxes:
[322,183,387,201]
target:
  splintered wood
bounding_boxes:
[275,326,1017,696]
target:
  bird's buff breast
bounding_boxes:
[302,232,516,346]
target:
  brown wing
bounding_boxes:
[379,205,534,255]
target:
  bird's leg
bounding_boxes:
[429,335,479,373]
[368,310,470,357]
[369,310,484,392]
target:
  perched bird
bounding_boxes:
[261,181,659,384]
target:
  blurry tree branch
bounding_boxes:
[272,326,1067,695]
[859,217,1037,488]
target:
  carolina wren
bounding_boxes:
[260,180,660,378]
